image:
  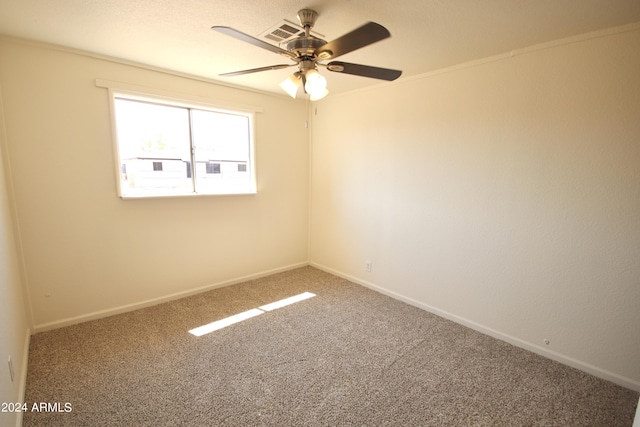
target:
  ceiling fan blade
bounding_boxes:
[326,61,402,81]
[212,26,298,60]
[219,64,295,77]
[315,22,391,60]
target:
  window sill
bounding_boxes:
[119,191,257,200]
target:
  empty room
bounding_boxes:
[1,0,639,425]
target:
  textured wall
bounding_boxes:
[310,27,640,389]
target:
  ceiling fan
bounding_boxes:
[212,8,402,100]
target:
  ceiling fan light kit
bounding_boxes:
[212,8,402,100]
[304,70,328,100]
[279,73,301,98]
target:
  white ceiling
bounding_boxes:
[1,0,640,97]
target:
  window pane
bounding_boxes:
[114,98,193,196]
[191,109,252,194]
[110,94,255,198]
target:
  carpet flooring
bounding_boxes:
[23,266,638,426]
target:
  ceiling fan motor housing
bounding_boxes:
[286,36,327,58]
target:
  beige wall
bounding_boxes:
[0,39,310,330]
[310,27,640,389]
[0,85,31,427]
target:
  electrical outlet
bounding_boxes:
[365,261,372,272]
[8,356,15,382]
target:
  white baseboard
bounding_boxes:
[310,262,640,393]
[15,327,30,427]
[32,262,309,333]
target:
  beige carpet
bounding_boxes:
[23,267,638,426]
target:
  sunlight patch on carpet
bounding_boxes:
[189,292,316,337]
[259,291,316,311]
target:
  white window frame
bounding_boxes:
[97,79,261,199]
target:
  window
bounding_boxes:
[206,163,221,174]
[110,93,256,198]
